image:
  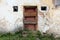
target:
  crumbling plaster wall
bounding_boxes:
[38,0,55,33]
[42,0,60,37]
[0,0,42,33]
[0,0,60,37]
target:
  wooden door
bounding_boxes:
[23,6,38,30]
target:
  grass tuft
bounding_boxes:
[0,30,58,40]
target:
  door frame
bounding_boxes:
[23,6,38,30]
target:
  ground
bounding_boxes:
[0,30,59,40]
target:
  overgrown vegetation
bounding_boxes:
[0,30,58,40]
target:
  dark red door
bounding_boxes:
[24,6,38,30]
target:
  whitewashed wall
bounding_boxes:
[1,0,60,37]
[0,0,44,33]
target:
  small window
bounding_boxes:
[41,6,47,11]
[40,5,49,13]
[13,6,18,12]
